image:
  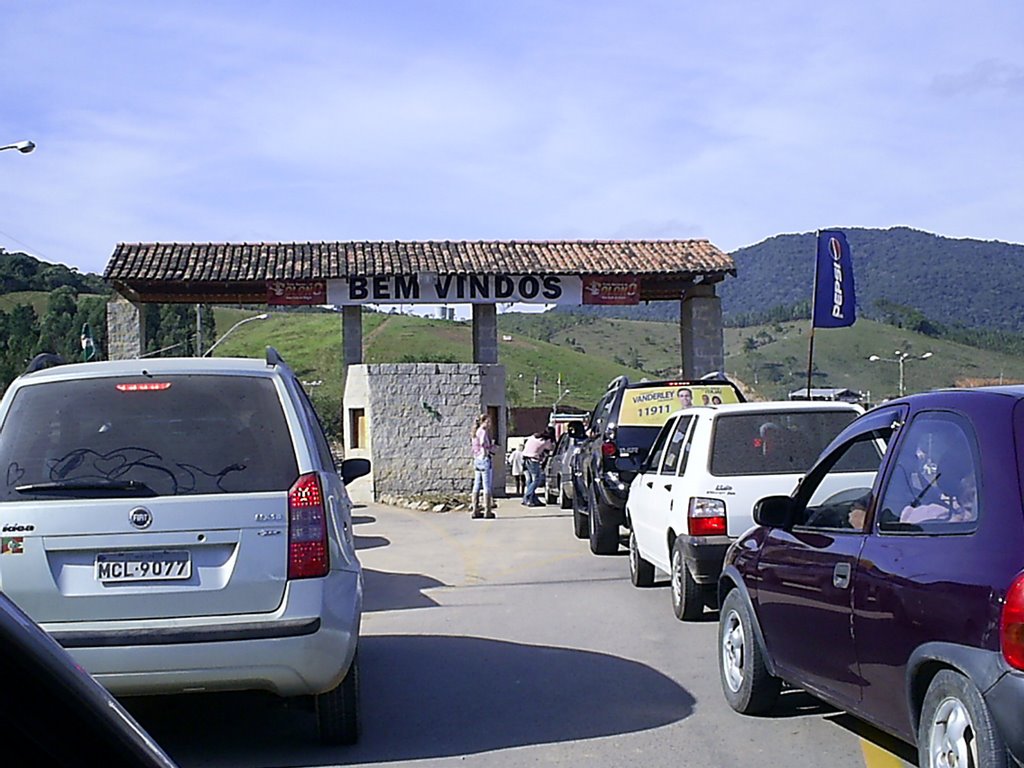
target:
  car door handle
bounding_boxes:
[663,483,672,492]
[645,481,653,489]
[833,562,852,589]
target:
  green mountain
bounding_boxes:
[558,227,1024,335]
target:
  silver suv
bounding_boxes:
[0,349,369,744]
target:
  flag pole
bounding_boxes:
[805,231,819,399]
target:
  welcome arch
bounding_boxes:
[104,239,735,500]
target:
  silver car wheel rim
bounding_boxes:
[721,609,745,693]
[629,534,638,574]
[928,696,976,768]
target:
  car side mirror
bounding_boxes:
[754,495,794,528]
[341,458,371,486]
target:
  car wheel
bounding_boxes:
[918,669,1008,768]
[316,652,360,745]
[587,482,619,555]
[546,481,557,505]
[629,530,655,587]
[572,483,589,539]
[670,538,703,620]
[559,479,572,509]
[718,590,781,714]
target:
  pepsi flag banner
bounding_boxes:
[812,230,856,328]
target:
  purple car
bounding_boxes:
[718,386,1024,767]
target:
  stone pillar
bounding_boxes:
[106,296,146,360]
[342,362,507,501]
[342,306,362,365]
[679,284,724,379]
[472,303,498,364]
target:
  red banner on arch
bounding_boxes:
[582,275,640,305]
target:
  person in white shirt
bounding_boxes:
[521,428,555,507]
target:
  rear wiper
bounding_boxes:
[15,479,158,497]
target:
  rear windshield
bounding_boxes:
[0,374,299,500]
[709,410,863,476]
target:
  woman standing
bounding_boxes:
[471,413,496,519]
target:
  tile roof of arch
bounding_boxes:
[104,240,735,281]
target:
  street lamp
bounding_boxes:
[0,140,35,154]
[868,350,934,397]
[203,313,269,357]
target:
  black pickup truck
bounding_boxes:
[572,375,744,554]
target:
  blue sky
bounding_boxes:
[1,1,1022,277]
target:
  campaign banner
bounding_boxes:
[582,275,641,305]
[326,274,584,305]
[617,384,743,427]
[812,230,856,328]
[267,280,327,306]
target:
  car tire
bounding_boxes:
[559,479,572,509]
[629,530,655,587]
[718,590,781,715]
[587,482,620,555]
[546,481,557,505]
[316,652,360,745]
[572,484,589,539]
[670,538,703,620]
[918,669,1008,768]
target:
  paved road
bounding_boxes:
[127,496,917,768]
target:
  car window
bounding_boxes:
[795,429,891,531]
[643,420,674,473]
[709,410,863,476]
[661,416,694,475]
[875,412,980,535]
[592,391,616,433]
[0,374,300,499]
[295,382,336,472]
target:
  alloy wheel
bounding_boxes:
[927,696,977,768]
[721,608,745,693]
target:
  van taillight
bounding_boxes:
[288,473,329,579]
[688,497,727,536]
[1001,573,1024,670]
[601,441,618,458]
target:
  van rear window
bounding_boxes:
[0,375,299,500]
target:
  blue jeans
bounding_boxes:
[523,458,543,504]
[472,457,492,495]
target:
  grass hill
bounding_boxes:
[209,307,1024,423]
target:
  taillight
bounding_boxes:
[688,497,727,536]
[288,473,329,579]
[601,440,618,458]
[1001,573,1024,670]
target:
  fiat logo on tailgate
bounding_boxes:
[129,507,153,529]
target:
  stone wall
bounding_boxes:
[106,297,145,360]
[343,362,506,500]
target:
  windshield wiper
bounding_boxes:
[15,479,158,497]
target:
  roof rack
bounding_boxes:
[24,353,66,375]
[265,346,286,367]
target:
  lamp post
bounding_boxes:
[553,388,571,409]
[0,140,35,154]
[203,313,269,357]
[868,350,933,398]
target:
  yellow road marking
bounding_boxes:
[861,738,907,767]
